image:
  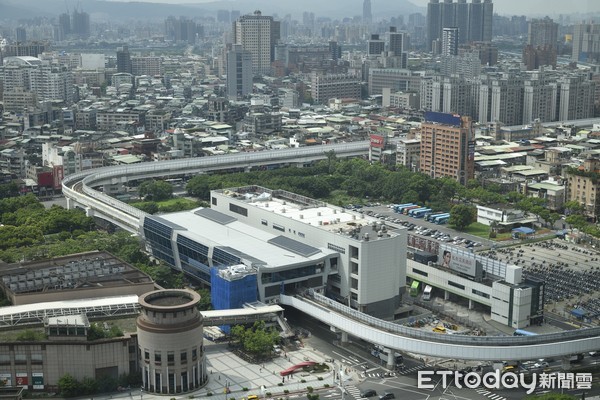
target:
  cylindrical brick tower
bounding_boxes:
[137,289,207,394]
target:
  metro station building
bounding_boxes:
[141,185,543,328]
[141,186,407,319]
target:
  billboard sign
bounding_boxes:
[438,245,480,278]
[425,111,462,126]
[16,372,28,388]
[0,373,11,386]
[468,140,475,161]
[32,372,44,390]
[370,134,385,149]
[53,165,64,190]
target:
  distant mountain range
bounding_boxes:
[0,0,425,21]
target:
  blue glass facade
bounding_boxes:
[212,248,242,267]
[143,217,175,266]
[260,262,325,284]
[177,235,211,284]
[210,267,258,310]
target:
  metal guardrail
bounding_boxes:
[62,141,371,226]
[305,290,600,346]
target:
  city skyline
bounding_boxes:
[99,0,600,16]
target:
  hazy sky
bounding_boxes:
[103,0,600,16]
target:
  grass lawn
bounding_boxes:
[155,198,198,208]
[462,222,491,238]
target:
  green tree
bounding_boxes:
[566,214,587,230]
[546,212,560,228]
[58,374,81,397]
[80,377,98,395]
[135,201,159,214]
[87,323,107,341]
[138,180,173,201]
[16,329,46,341]
[196,288,212,311]
[448,204,476,230]
[0,182,19,199]
[564,200,584,215]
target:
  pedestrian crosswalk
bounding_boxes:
[363,370,400,378]
[398,364,431,375]
[475,388,507,400]
[344,384,362,398]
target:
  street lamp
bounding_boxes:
[337,363,346,400]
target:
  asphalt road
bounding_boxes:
[285,306,600,400]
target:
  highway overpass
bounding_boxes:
[61,142,600,362]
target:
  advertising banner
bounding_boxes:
[16,372,28,388]
[369,134,385,149]
[439,245,478,277]
[0,373,12,386]
[32,372,44,390]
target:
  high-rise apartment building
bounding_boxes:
[528,17,558,47]
[311,73,361,104]
[363,0,373,25]
[427,0,493,51]
[15,27,27,43]
[3,42,48,58]
[442,27,459,56]
[226,44,253,100]
[388,27,405,56]
[58,13,71,37]
[566,157,600,221]
[420,112,474,185]
[233,11,280,76]
[557,74,596,121]
[522,44,557,70]
[329,41,342,61]
[131,56,163,77]
[1,56,73,112]
[164,17,201,44]
[116,46,132,74]
[71,9,90,39]
[367,34,385,56]
[572,22,600,63]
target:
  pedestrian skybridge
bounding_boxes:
[279,292,600,361]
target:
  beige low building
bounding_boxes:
[0,315,138,392]
[0,251,155,306]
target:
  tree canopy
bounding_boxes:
[230,321,280,359]
[138,180,173,201]
[448,204,476,231]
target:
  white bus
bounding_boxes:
[422,285,432,301]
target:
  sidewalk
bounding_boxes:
[195,342,338,400]
[69,342,340,400]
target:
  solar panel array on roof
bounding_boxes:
[194,208,237,225]
[215,246,265,266]
[150,216,187,231]
[267,236,321,257]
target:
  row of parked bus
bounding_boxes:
[391,204,451,224]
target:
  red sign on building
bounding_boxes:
[370,134,385,149]
[53,165,64,191]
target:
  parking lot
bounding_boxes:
[360,205,494,249]
[479,239,600,321]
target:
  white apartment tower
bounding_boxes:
[233,11,280,76]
